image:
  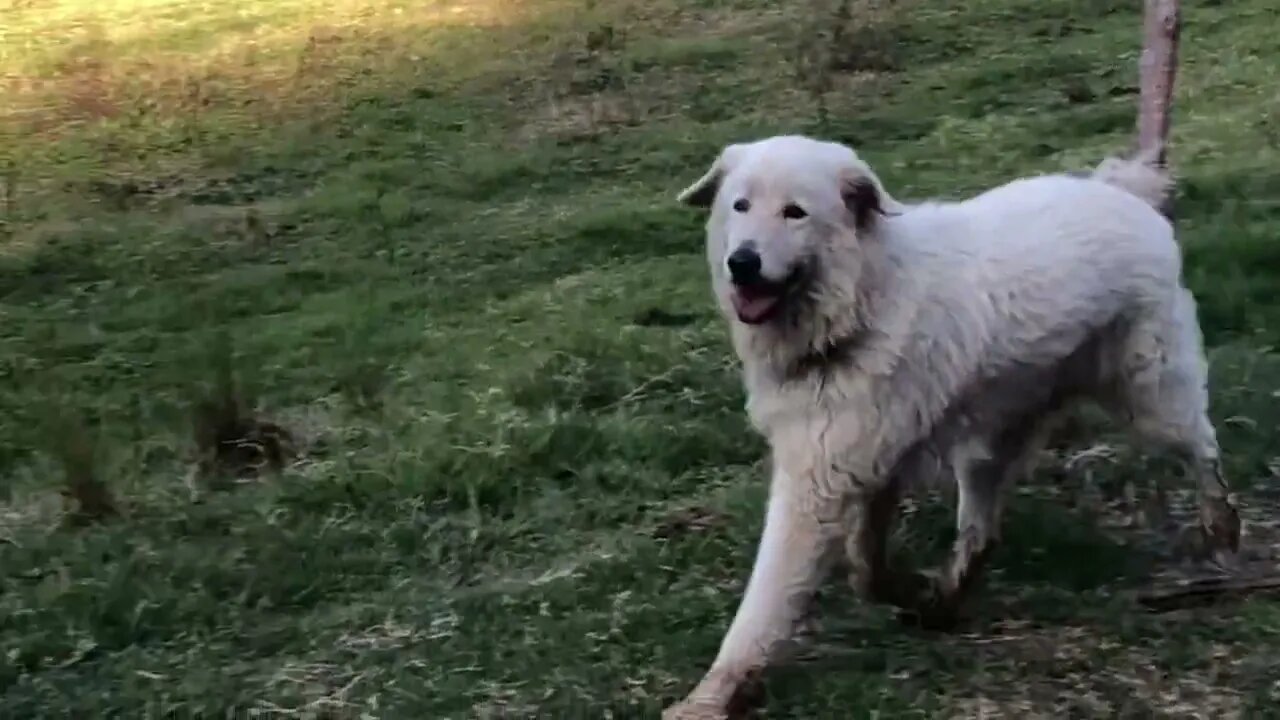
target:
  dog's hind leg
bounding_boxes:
[843,481,917,606]
[898,420,1051,629]
[838,437,1004,626]
[838,437,1001,624]
[1114,290,1241,569]
[902,441,1005,628]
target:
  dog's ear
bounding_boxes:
[677,144,742,209]
[840,174,887,231]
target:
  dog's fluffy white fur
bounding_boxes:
[664,136,1240,720]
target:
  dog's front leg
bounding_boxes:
[664,469,841,720]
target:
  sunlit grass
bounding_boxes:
[1,0,553,195]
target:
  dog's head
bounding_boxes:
[677,135,893,327]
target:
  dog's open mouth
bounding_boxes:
[732,271,805,324]
[731,283,784,324]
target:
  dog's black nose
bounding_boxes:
[727,246,762,285]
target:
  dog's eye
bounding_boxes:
[732,198,750,213]
[781,203,808,220]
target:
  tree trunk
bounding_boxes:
[1136,0,1180,169]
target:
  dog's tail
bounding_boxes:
[1089,145,1173,211]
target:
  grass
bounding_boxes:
[2,0,1280,716]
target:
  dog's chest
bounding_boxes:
[748,372,879,458]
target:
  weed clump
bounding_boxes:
[41,409,120,526]
[192,331,295,486]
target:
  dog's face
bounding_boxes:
[677,136,887,326]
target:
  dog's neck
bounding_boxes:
[782,326,873,381]
[734,318,878,437]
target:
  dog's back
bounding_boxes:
[894,167,1179,285]
[873,162,1186,395]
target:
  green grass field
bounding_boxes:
[3,0,1280,716]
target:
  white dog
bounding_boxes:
[663,135,1241,719]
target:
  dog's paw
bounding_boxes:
[1208,545,1243,575]
[1188,496,1243,573]
[890,571,970,632]
[662,698,730,720]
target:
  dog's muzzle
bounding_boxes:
[726,250,806,325]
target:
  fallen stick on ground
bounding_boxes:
[1135,574,1280,612]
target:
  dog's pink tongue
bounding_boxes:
[732,293,778,323]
